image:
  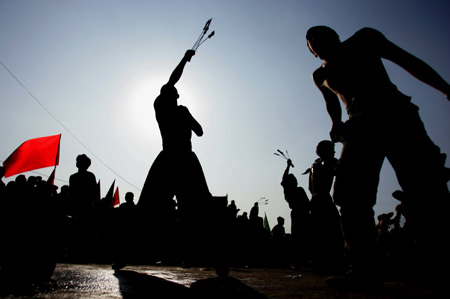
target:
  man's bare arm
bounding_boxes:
[180,106,203,136]
[380,36,450,100]
[167,50,196,87]
[312,69,345,142]
[191,115,203,137]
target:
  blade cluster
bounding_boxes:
[192,18,215,51]
[274,149,294,167]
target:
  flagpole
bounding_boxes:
[49,134,61,186]
[55,134,61,166]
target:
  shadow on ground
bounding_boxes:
[114,270,267,298]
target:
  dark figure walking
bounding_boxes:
[137,50,215,268]
[304,140,344,273]
[306,26,450,291]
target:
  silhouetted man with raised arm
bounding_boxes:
[281,159,311,266]
[137,49,212,266]
[304,140,344,273]
[306,26,450,291]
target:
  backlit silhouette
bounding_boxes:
[304,140,344,273]
[307,25,450,291]
[137,49,214,268]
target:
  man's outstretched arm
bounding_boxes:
[379,34,450,100]
[167,50,196,87]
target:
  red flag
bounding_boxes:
[113,187,120,207]
[3,134,61,178]
[47,167,56,185]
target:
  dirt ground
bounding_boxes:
[0,263,436,298]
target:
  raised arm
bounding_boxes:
[167,50,196,87]
[283,159,294,181]
[378,33,450,100]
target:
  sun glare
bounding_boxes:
[120,71,212,152]
[124,73,162,143]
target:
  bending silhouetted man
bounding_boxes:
[306,26,450,290]
[138,50,212,264]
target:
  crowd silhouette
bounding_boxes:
[1,144,442,289]
[0,162,304,280]
[1,25,450,296]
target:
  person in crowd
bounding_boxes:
[281,158,311,266]
[69,154,98,218]
[271,216,286,240]
[68,154,99,262]
[249,202,259,221]
[304,140,344,273]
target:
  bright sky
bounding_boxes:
[1,0,449,233]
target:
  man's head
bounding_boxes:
[125,192,134,203]
[316,140,335,159]
[161,84,179,105]
[285,173,298,187]
[277,216,285,225]
[306,26,340,61]
[76,154,91,171]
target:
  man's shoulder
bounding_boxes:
[177,105,190,114]
[154,94,164,108]
[296,186,307,192]
[312,67,326,85]
[345,27,386,47]
[312,158,322,167]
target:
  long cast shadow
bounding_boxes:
[114,270,268,299]
[191,277,269,298]
[114,270,189,298]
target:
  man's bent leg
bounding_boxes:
[333,122,385,281]
[386,104,450,289]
